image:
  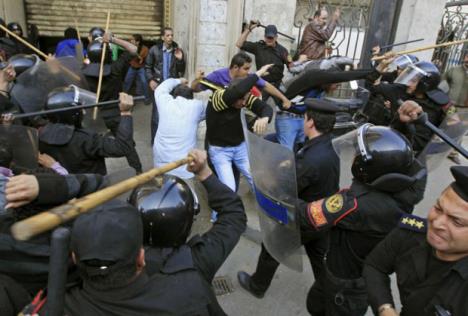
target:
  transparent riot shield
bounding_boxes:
[332,128,359,188]
[241,110,303,272]
[11,56,88,114]
[418,110,468,171]
[0,125,38,170]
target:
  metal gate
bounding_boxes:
[432,0,468,72]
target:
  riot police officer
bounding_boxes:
[237,99,341,304]
[23,149,246,315]
[295,123,427,315]
[363,166,468,316]
[127,149,246,315]
[82,31,143,173]
[38,87,135,175]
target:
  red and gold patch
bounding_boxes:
[307,200,328,228]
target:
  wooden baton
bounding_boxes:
[93,10,111,120]
[0,24,81,81]
[11,156,194,241]
[372,39,468,61]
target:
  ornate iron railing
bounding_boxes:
[433,1,468,72]
[293,0,371,62]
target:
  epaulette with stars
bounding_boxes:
[398,214,427,233]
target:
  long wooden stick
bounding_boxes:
[372,39,468,61]
[11,156,194,241]
[0,24,81,82]
[93,10,111,120]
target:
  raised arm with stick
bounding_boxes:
[93,10,111,120]
[0,24,80,81]
[372,39,468,61]
[11,155,195,241]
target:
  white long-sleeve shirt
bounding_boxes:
[153,78,206,179]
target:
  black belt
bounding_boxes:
[276,111,304,119]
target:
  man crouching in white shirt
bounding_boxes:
[153,78,206,179]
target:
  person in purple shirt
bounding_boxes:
[191,52,290,108]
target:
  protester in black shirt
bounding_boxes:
[206,64,273,196]
[236,21,290,102]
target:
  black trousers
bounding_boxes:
[250,238,327,314]
[105,116,143,173]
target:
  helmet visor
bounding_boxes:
[394,64,427,87]
[70,84,97,105]
[391,55,414,71]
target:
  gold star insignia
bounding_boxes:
[402,217,409,224]
[415,221,424,229]
[408,218,416,227]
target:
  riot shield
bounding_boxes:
[418,110,468,171]
[241,110,303,272]
[332,129,359,188]
[11,56,88,114]
[0,125,38,170]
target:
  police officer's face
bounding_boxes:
[232,63,252,78]
[427,187,468,261]
[463,55,468,69]
[406,78,419,94]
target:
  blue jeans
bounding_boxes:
[209,142,254,221]
[123,67,150,100]
[208,142,254,191]
[275,113,305,150]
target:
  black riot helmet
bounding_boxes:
[45,86,84,126]
[350,124,414,184]
[89,27,105,40]
[394,61,441,93]
[129,175,200,248]
[7,54,41,76]
[7,22,23,37]
[86,40,112,64]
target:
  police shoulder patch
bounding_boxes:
[306,190,358,230]
[398,214,427,233]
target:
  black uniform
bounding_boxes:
[61,174,246,316]
[84,52,143,173]
[364,215,468,316]
[298,161,427,315]
[249,133,340,299]
[38,116,133,175]
[0,173,105,297]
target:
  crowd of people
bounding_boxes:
[0,7,467,316]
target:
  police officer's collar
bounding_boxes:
[305,133,331,145]
[83,270,149,298]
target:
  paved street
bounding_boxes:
[107,100,467,316]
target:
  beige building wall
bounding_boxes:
[0,0,26,31]
[393,0,447,61]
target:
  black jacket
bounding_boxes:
[298,160,427,279]
[145,40,186,84]
[364,218,468,316]
[38,116,133,175]
[63,174,246,316]
[0,173,106,295]
[206,75,273,147]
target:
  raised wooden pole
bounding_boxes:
[11,156,194,241]
[93,10,111,120]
